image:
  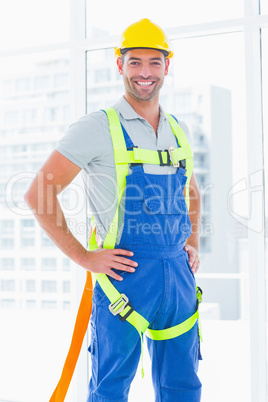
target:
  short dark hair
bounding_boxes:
[121,47,168,57]
[120,48,167,65]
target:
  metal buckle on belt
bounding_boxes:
[168,146,180,167]
[168,146,186,169]
[109,294,129,316]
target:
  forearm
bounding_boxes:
[185,193,201,253]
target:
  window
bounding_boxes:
[62,281,70,293]
[23,109,37,125]
[4,111,19,126]
[86,0,244,38]
[41,280,57,293]
[0,3,267,402]
[26,300,36,309]
[43,107,60,123]
[34,76,49,91]
[262,27,268,384]
[41,258,56,271]
[0,0,70,50]
[21,219,35,248]
[63,301,71,310]
[21,258,35,271]
[0,49,73,402]
[0,258,15,270]
[62,258,70,271]
[41,231,54,248]
[15,78,30,92]
[0,220,14,234]
[1,280,15,291]
[0,221,15,249]
[41,300,57,309]
[25,280,36,292]
[0,299,16,308]
[2,80,12,93]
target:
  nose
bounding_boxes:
[139,63,152,79]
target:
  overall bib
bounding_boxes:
[87,122,202,401]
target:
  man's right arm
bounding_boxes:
[24,150,137,281]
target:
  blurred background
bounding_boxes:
[0,0,267,401]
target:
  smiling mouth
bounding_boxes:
[135,81,154,87]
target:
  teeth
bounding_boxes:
[137,81,153,86]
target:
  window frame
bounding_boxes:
[0,0,267,400]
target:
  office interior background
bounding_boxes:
[0,0,268,401]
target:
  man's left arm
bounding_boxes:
[184,172,201,274]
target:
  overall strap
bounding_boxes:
[121,122,135,149]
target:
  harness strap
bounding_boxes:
[113,147,188,166]
[49,272,93,402]
[166,113,194,209]
[103,108,128,250]
[146,310,199,341]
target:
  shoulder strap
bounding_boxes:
[103,107,129,249]
[165,113,194,210]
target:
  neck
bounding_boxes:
[124,93,160,135]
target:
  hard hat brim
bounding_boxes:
[114,46,173,58]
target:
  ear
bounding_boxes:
[117,58,123,75]
[164,58,170,76]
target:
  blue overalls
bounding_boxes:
[87,123,202,402]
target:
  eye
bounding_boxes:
[129,61,139,66]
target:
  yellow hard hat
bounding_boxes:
[114,18,173,59]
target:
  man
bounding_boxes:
[25,18,202,402]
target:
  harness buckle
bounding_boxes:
[128,146,143,167]
[158,150,171,166]
[168,146,186,169]
[196,286,203,305]
[168,146,180,167]
[109,293,130,316]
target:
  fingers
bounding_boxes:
[191,259,199,274]
[184,245,200,275]
[112,249,134,257]
[107,270,124,282]
[113,256,138,269]
[108,250,138,280]
[90,248,137,281]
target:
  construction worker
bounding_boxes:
[25,18,202,402]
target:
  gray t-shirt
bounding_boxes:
[56,96,193,244]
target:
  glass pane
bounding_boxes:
[262,27,268,383]
[261,0,268,14]
[87,32,250,401]
[0,0,70,50]
[86,0,244,38]
[0,51,81,402]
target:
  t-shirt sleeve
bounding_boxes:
[55,111,107,168]
[177,119,193,150]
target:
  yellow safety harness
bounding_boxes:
[50,108,202,401]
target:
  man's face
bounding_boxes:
[117,48,170,102]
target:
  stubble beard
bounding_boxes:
[124,76,164,102]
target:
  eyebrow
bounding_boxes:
[128,57,163,62]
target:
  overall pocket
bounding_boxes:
[131,193,190,245]
[88,321,98,388]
